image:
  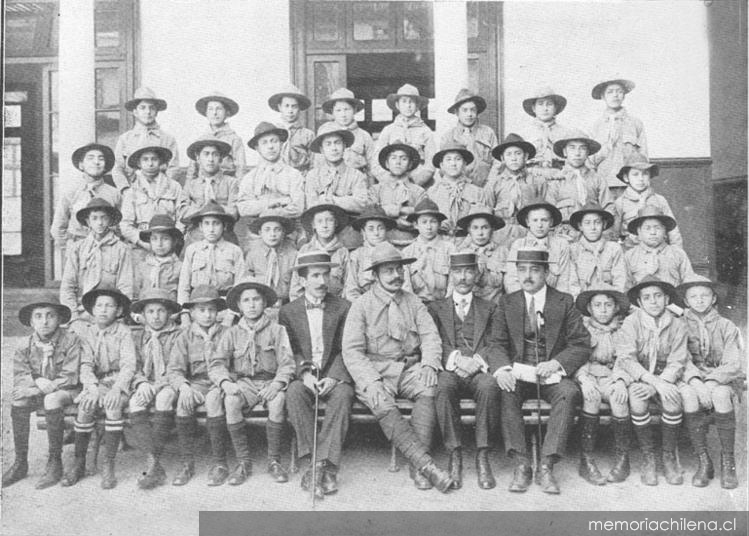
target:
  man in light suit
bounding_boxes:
[280,251,355,499]
[491,249,590,494]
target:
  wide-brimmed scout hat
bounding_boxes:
[76,198,122,227]
[18,294,71,327]
[386,84,429,111]
[268,84,311,111]
[184,200,235,227]
[365,242,417,271]
[516,198,563,228]
[127,145,173,170]
[309,123,355,153]
[351,206,396,231]
[406,198,447,224]
[378,143,421,172]
[249,211,295,235]
[186,135,232,161]
[195,91,239,117]
[522,86,567,117]
[627,275,680,307]
[292,251,339,273]
[678,274,721,304]
[432,143,474,168]
[575,285,629,317]
[591,78,636,100]
[626,205,677,235]
[248,121,289,150]
[449,252,479,268]
[447,88,486,115]
[456,204,505,231]
[569,203,615,231]
[553,129,601,158]
[125,87,167,112]
[491,133,537,161]
[507,248,555,264]
[182,285,227,311]
[72,143,115,174]
[616,152,659,182]
[81,286,131,317]
[139,214,184,244]
[322,88,364,115]
[226,280,278,311]
[130,287,181,315]
[301,204,349,235]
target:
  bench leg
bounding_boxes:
[289,434,299,474]
[388,443,400,472]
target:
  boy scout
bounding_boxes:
[614,277,691,486]
[401,199,456,302]
[344,207,396,301]
[112,87,179,190]
[519,86,572,176]
[678,275,742,489]
[372,84,437,186]
[426,144,487,236]
[129,288,183,489]
[574,286,631,486]
[134,214,183,302]
[269,85,315,174]
[209,281,296,485]
[569,203,626,293]
[440,89,498,187]
[62,287,135,489]
[60,198,133,326]
[168,286,230,486]
[246,213,298,306]
[3,296,87,489]
[456,205,508,304]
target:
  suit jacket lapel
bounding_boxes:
[508,292,525,353]
[292,299,313,363]
[543,289,562,359]
[321,295,338,369]
[472,298,490,352]
[438,299,456,347]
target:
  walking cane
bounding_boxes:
[310,364,321,509]
[533,311,544,472]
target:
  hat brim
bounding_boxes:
[76,205,122,227]
[678,281,721,304]
[569,208,615,231]
[386,93,429,111]
[522,95,567,117]
[182,297,227,311]
[432,148,474,168]
[139,226,184,243]
[127,146,174,169]
[553,138,602,158]
[72,144,116,174]
[378,144,421,172]
[322,97,364,115]
[195,96,239,117]
[406,210,447,224]
[592,79,635,100]
[626,214,677,235]
[125,97,167,112]
[248,128,289,150]
[456,212,506,231]
[81,288,132,317]
[492,140,537,161]
[365,256,417,271]
[187,139,233,161]
[268,93,311,111]
[249,215,295,235]
[516,202,563,228]
[447,95,487,115]
[301,204,349,235]
[186,211,235,227]
[291,261,339,273]
[616,163,660,182]
[130,297,181,315]
[575,289,629,316]
[226,282,278,311]
[18,302,71,327]
[351,214,397,231]
[627,280,680,308]
[309,129,355,154]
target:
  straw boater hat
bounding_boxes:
[516,198,563,229]
[18,294,71,327]
[249,211,295,236]
[406,198,447,224]
[569,203,615,231]
[139,214,184,244]
[491,133,537,161]
[552,129,601,159]
[130,287,181,316]
[575,285,629,317]
[449,252,479,268]
[627,275,680,307]
[591,78,636,100]
[127,145,173,170]
[195,91,239,117]
[321,88,364,115]
[76,198,122,227]
[456,204,505,232]
[432,143,474,168]
[377,143,421,172]
[386,84,429,111]
[507,248,555,264]
[186,135,232,161]
[626,206,677,235]
[447,88,486,115]
[247,121,289,150]
[125,87,167,112]
[72,143,115,174]
[183,200,235,227]
[81,286,131,317]
[616,152,660,182]
[522,86,567,117]
[182,285,227,311]
[226,279,278,312]
[350,206,396,231]
[267,84,311,111]
[365,242,417,272]
[309,122,355,154]
[677,274,721,303]
[291,251,339,273]
[301,203,349,235]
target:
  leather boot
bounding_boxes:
[173,416,197,486]
[301,461,325,499]
[321,461,339,495]
[579,413,606,486]
[36,408,65,489]
[137,453,167,489]
[378,410,431,474]
[720,454,738,490]
[607,418,631,483]
[410,463,433,490]
[100,430,121,489]
[136,411,171,490]
[266,421,288,483]
[61,432,91,486]
[2,406,31,487]
[716,411,738,489]
[537,458,560,494]
[633,424,658,486]
[685,412,713,487]
[448,448,463,490]
[476,448,496,490]
[227,422,252,486]
[661,422,684,485]
[508,455,533,493]
[206,417,230,486]
[419,460,453,493]
[86,424,104,476]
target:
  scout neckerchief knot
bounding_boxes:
[143,326,168,379]
[637,308,672,374]
[237,314,271,376]
[685,308,713,358]
[586,317,621,366]
[34,339,55,377]
[203,176,217,204]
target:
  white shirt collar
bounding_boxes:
[523,285,547,314]
[304,292,324,306]
[452,291,473,309]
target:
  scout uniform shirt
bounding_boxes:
[520,119,573,174]
[132,323,182,389]
[369,175,426,246]
[576,316,627,383]
[78,321,137,394]
[314,120,377,183]
[401,235,456,302]
[60,231,134,313]
[589,107,648,189]
[426,177,487,235]
[119,171,182,247]
[178,170,239,227]
[545,165,614,228]
[236,160,305,225]
[504,234,580,296]
[112,122,180,190]
[439,121,498,187]
[613,187,683,250]
[460,239,508,304]
[304,160,369,214]
[13,328,87,394]
[624,242,695,288]
[208,313,295,385]
[245,239,298,304]
[482,167,547,246]
[185,124,246,180]
[134,252,182,301]
[371,115,438,184]
[344,242,380,302]
[168,323,228,390]
[277,118,315,175]
[289,235,349,301]
[178,238,247,303]
[682,308,744,387]
[570,238,627,293]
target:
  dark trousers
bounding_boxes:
[500,378,581,460]
[436,371,501,451]
[286,379,354,467]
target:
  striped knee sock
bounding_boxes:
[631,412,651,427]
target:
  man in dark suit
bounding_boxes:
[429,253,502,490]
[490,249,590,494]
[279,251,355,500]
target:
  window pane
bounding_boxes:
[96,111,121,150]
[50,112,59,176]
[3,137,23,255]
[95,4,122,49]
[467,3,480,39]
[6,15,38,55]
[49,70,59,112]
[312,3,339,42]
[313,60,343,129]
[403,3,432,41]
[353,3,391,41]
[96,68,121,109]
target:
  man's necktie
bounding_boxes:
[305,301,325,310]
[387,298,407,341]
[456,298,468,321]
[528,295,538,334]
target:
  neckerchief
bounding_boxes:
[412,237,439,291]
[636,309,672,374]
[585,316,621,366]
[254,160,285,196]
[32,332,57,378]
[439,178,469,224]
[237,314,272,376]
[532,118,556,158]
[685,308,718,358]
[635,242,667,276]
[385,178,412,205]
[202,242,218,282]
[132,122,162,146]
[265,246,280,289]
[603,108,627,146]
[202,175,217,203]
[210,123,236,137]
[81,231,119,293]
[146,253,178,289]
[308,235,343,254]
[142,324,176,379]
[393,114,426,129]
[578,238,607,286]
[191,323,222,365]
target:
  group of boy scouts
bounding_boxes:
[5,77,743,501]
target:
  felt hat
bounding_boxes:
[627,276,680,307]
[522,86,567,117]
[321,88,364,115]
[507,248,554,264]
[516,198,563,229]
[125,87,167,112]
[386,84,429,111]
[309,123,355,153]
[76,197,122,227]
[182,285,227,311]
[569,203,615,231]
[248,211,295,235]
[447,88,486,115]
[226,279,278,312]
[350,206,396,231]
[130,287,181,315]
[678,274,721,304]
[491,133,537,161]
[138,214,184,244]
[184,200,235,227]
[575,285,629,317]
[186,135,232,161]
[127,145,173,170]
[626,206,677,235]
[301,203,349,235]
[291,251,339,273]
[449,252,479,268]
[267,84,311,111]
[377,143,421,172]
[456,204,505,231]
[195,91,239,117]
[72,143,115,174]
[81,286,131,317]
[248,121,289,150]
[616,152,659,182]
[18,294,71,327]
[592,78,636,100]
[406,198,447,223]
[365,242,417,272]
[432,143,474,168]
[553,129,601,158]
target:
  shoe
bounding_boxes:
[61,456,87,487]
[35,458,63,490]
[2,460,28,488]
[662,451,684,486]
[100,458,117,490]
[321,467,339,495]
[410,464,433,490]
[448,449,463,490]
[172,462,195,486]
[301,464,325,499]
[137,455,167,490]
[537,463,560,494]
[607,451,631,483]
[640,451,658,486]
[476,449,496,490]
[691,452,713,487]
[227,461,252,486]
[419,461,453,493]
[207,464,230,487]
[607,419,631,483]
[508,463,532,493]
[579,453,606,486]
[720,453,738,489]
[268,460,288,483]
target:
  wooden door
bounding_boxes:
[305,54,348,133]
